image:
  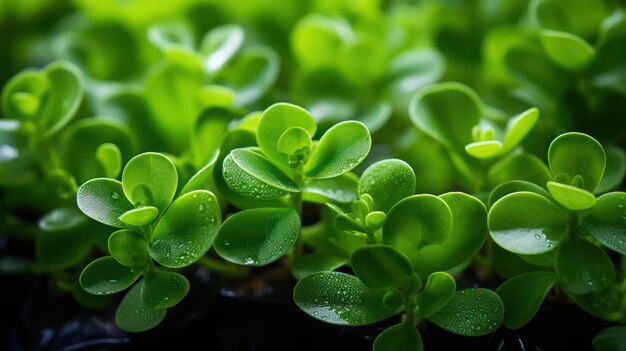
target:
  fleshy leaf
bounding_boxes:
[427,288,504,336]
[122,152,178,213]
[415,272,456,317]
[141,270,189,309]
[108,229,149,268]
[383,195,452,263]
[546,181,596,211]
[465,140,503,159]
[489,192,568,254]
[293,272,397,326]
[302,173,358,204]
[580,192,626,254]
[150,190,221,268]
[290,252,348,280]
[593,326,626,351]
[304,121,371,179]
[373,323,423,351]
[548,132,606,193]
[115,281,166,333]
[596,146,626,194]
[215,208,300,266]
[79,256,141,295]
[358,159,416,213]
[77,178,134,228]
[540,30,595,70]
[555,237,616,295]
[96,143,122,179]
[488,180,551,208]
[501,107,540,153]
[496,271,556,329]
[200,24,244,74]
[119,206,159,227]
[350,245,414,289]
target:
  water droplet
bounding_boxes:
[198,204,206,212]
[223,241,230,246]
[534,233,541,240]
[111,192,120,200]
[244,257,255,265]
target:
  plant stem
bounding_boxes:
[196,256,250,279]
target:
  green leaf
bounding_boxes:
[256,102,317,168]
[116,281,166,333]
[215,208,300,266]
[373,323,423,351]
[141,270,189,309]
[222,148,301,200]
[302,172,358,204]
[383,195,452,263]
[350,245,414,289]
[96,143,122,179]
[596,146,626,194]
[548,132,606,193]
[555,237,616,295]
[191,107,237,168]
[580,192,626,254]
[108,229,149,267]
[39,207,87,232]
[358,159,416,213]
[413,192,487,277]
[304,121,371,179]
[427,288,504,336]
[119,206,159,227]
[150,190,221,268]
[488,153,552,189]
[567,288,623,322]
[489,192,568,254]
[415,272,456,317]
[293,272,397,326]
[290,252,348,280]
[180,158,219,196]
[147,22,195,52]
[36,224,93,270]
[465,140,503,159]
[291,15,345,69]
[200,24,244,74]
[501,107,540,153]
[79,256,141,295]
[540,30,595,70]
[122,152,178,213]
[277,127,312,168]
[546,181,596,211]
[495,271,556,329]
[488,180,552,208]
[409,82,481,151]
[77,178,134,228]
[221,47,279,107]
[593,326,626,351]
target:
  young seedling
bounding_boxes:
[488,132,626,326]
[77,152,221,332]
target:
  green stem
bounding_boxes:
[292,170,305,256]
[196,256,250,279]
[568,212,579,239]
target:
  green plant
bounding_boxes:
[488,132,626,326]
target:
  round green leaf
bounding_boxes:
[596,146,626,194]
[415,272,456,317]
[547,181,596,211]
[580,192,626,254]
[409,82,481,151]
[277,127,312,159]
[108,229,149,267]
[215,208,300,266]
[257,102,317,168]
[36,224,93,270]
[358,159,416,213]
[96,143,122,179]
[39,207,87,232]
[489,192,568,254]
[488,153,552,189]
[200,24,244,74]
[495,271,556,329]
[593,326,626,351]
[150,190,221,268]
[141,270,189,309]
[302,172,358,204]
[115,281,166,333]
[383,195,452,263]
[77,178,134,228]
[79,256,141,295]
[427,288,504,336]
[548,132,606,193]
[222,148,301,200]
[293,272,397,326]
[413,192,487,277]
[350,245,414,289]
[147,22,195,52]
[555,237,616,295]
[373,323,423,351]
[222,47,279,107]
[122,152,178,213]
[540,30,595,70]
[465,140,503,159]
[501,107,540,153]
[488,180,552,208]
[567,288,623,322]
[304,121,371,179]
[119,206,159,227]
